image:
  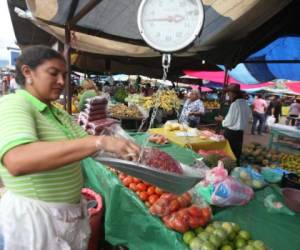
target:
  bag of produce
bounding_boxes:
[264,194,295,216]
[149,192,192,217]
[231,166,267,189]
[140,147,183,174]
[86,96,109,105]
[211,176,254,206]
[80,111,107,121]
[162,204,212,233]
[261,167,284,183]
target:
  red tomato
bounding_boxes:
[129,183,137,191]
[169,199,180,212]
[188,206,202,217]
[188,217,200,229]
[182,192,192,204]
[155,187,164,195]
[136,183,147,192]
[172,217,189,233]
[201,207,212,221]
[139,191,149,201]
[122,176,133,187]
[118,173,126,181]
[148,194,160,205]
[132,177,141,184]
[198,217,206,227]
[147,186,156,196]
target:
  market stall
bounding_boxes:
[82,132,300,250]
[268,124,300,153]
[148,128,235,160]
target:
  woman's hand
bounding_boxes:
[95,136,140,161]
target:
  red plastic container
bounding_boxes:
[282,188,300,212]
[81,188,104,250]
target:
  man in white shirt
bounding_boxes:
[215,84,250,164]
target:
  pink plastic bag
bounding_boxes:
[211,176,254,206]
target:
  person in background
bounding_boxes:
[179,89,205,128]
[1,77,9,95]
[9,76,20,93]
[215,84,251,164]
[286,99,300,126]
[267,95,282,123]
[78,78,100,111]
[0,45,140,250]
[251,94,267,135]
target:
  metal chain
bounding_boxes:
[137,54,171,162]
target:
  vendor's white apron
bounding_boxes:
[0,191,90,250]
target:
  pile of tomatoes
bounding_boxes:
[119,172,166,207]
[149,134,169,144]
[118,171,212,233]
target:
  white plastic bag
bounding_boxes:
[266,115,275,126]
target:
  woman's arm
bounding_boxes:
[3,135,139,176]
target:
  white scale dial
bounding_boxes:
[137,0,204,52]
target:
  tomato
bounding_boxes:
[155,187,164,195]
[136,183,147,192]
[132,177,140,184]
[147,186,156,196]
[201,207,211,221]
[182,192,192,204]
[118,173,126,181]
[188,216,200,229]
[122,176,133,187]
[129,183,137,191]
[169,199,180,212]
[148,194,160,205]
[139,191,149,201]
[188,206,202,217]
[172,217,189,233]
[198,217,206,227]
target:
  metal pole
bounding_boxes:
[64,24,72,114]
[219,68,229,115]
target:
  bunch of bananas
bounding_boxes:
[143,90,181,111]
[280,153,300,174]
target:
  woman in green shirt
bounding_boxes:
[0,45,140,250]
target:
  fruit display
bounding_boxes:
[204,101,220,110]
[116,170,212,233]
[164,121,190,132]
[125,94,145,105]
[113,86,128,103]
[108,103,143,119]
[141,147,183,174]
[143,89,181,111]
[280,153,300,174]
[149,133,169,144]
[242,143,300,174]
[184,221,268,250]
[242,143,279,166]
[199,152,236,173]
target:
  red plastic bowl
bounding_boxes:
[282,188,300,212]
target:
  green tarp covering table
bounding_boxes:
[82,132,300,250]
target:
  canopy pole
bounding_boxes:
[64,24,72,114]
[219,68,229,115]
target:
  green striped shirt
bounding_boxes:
[0,90,87,203]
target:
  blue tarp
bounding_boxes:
[225,36,300,83]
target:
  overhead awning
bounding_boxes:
[8,0,299,74]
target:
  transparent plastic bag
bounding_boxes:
[231,166,267,189]
[264,194,295,216]
[211,176,254,207]
[261,167,283,183]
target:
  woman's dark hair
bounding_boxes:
[16,45,66,86]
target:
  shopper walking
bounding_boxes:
[251,94,267,135]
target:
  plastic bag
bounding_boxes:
[140,147,183,174]
[149,192,192,217]
[261,167,283,183]
[211,176,254,206]
[203,161,228,185]
[162,204,212,233]
[264,194,295,215]
[266,115,276,126]
[231,166,267,189]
